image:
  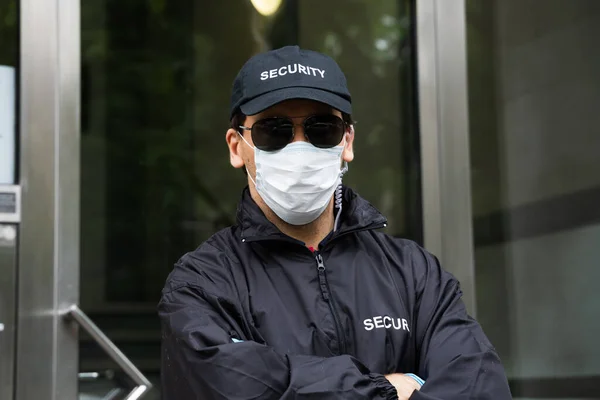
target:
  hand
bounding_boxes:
[385,373,422,400]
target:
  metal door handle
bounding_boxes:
[64,305,153,400]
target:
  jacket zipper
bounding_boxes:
[315,251,347,354]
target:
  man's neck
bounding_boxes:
[250,187,335,249]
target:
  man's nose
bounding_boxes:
[290,122,308,143]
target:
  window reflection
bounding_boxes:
[0,0,18,67]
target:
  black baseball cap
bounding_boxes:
[229,46,352,120]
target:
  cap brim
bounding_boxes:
[240,87,352,116]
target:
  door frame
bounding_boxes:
[16,0,80,398]
[416,0,477,315]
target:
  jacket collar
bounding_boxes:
[236,185,387,242]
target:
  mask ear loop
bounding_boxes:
[238,131,257,187]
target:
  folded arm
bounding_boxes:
[409,245,513,400]
[159,252,397,400]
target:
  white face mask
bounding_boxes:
[240,135,347,225]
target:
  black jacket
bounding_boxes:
[159,187,512,399]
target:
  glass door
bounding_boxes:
[79,0,422,398]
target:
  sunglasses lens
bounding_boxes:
[251,118,294,151]
[304,115,346,148]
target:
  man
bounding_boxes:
[159,46,512,399]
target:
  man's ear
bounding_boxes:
[342,125,355,163]
[226,128,245,168]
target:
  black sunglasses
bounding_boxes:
[239,114,348,152]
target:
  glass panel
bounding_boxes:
[80,0,420,397]
[467,0,600,398]
[0,0,18,185]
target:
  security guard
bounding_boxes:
[159,46,512,400]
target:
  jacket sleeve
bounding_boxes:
[408,245,513,400]
[158,246,398,400]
